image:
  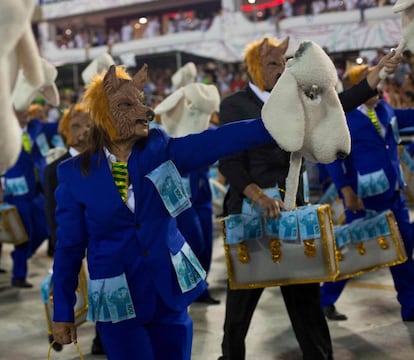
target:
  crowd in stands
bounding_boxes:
[54,10,216,50]
[50,0,395,50]
[48,46,414,127]
[294,0,393,16]
[135,47,414,112]
[244,0,395,33]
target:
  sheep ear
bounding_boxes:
[154,88,185,115]
[261,70,305,152]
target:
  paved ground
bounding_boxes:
[0,217,413,359]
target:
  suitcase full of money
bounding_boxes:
[40,263,88,337]
[0,203,28,245]
[222,204,339,289]
[318,183,345,225]
[334,210,407,280]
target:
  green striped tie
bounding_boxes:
[112,162,129,201]
[366,108,382,135]
[22,132,32,153]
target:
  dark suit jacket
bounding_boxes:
[218,79,377,215]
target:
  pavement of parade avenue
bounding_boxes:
[0,214,414,360]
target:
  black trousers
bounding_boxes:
[220,283,333,360]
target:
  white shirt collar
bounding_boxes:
[358,103,377,115]
[249,82,270,103]
[69,147,80,157]
[103,147,117,163]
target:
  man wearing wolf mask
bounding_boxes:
[217,36,401,360]
[50,64,287,359]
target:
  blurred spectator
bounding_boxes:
[312,0,327,14]
[199,13,211,31]
[283,0,294,17]
[144,16,161,38]
[74,31,85,48]
[343,0,357,10]
[28,104,47,122]
[371,47,386,66]
[121,20,133,42]
[45,104,61,123]
[358,0,377,23]
[326,0,344,12]
[186,14,201,30]
[394,50,412,86]
[107,28,120,45]
[167,17,178,33]
[177,11,189,32]
[381,77,404,108]
[229,72,247,93]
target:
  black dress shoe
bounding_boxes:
[48,334,63,352]
[195,294,221,305]
[323,305,347,321]
[91,336,106,355]
[11,279,33,288]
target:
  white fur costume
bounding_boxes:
[81,53,115,85]
[154,82,220,137]
[171,62,197,89]
[0,0,44,173]
[13,58,60,111]
[379,0,414,79]
[393,0,414,52]
[262,40,350,210]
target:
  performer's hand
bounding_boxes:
[243,183,284,218]
[341,186,364,213]
[256,195,284,219]
[52,322,77,345]
[367,49,402,89]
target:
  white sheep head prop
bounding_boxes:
[13,58,60,111]
[393,0,414,52]
[262,40,350,209]
[0,0,44,173]
[154,83,220,137]
[171,62,197,89]
[82,53,115,85]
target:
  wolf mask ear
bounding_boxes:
[131,64,148,91]
[259,37,289,57]
[103,65,121,96]
[261,69,305,152]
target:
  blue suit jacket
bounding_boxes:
[53,119,273,323]
[176,167,212,258]
[27,119,59,186]
[326,100,414,212]
[3,150,38,200]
